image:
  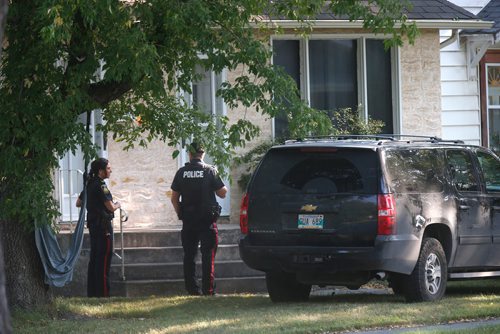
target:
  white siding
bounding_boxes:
[439,0,490,144]
[442,96,479,111]
[446,0,490,15]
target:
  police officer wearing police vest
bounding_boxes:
[76,158,121,297]
[171,143,227,296]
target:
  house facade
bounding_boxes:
[55,1,492,229]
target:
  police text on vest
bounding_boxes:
[183,171,204,178]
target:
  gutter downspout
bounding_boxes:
[440,29,459,49]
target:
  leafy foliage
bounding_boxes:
[330,107,385,135]
[0,0,417,227]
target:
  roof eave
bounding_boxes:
[251,19,494,30]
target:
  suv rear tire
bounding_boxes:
[266,272,311,302]
[398,237,447,302]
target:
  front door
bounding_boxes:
[446,149,491,268]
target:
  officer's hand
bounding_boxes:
[115,201,121,209]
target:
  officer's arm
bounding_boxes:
[215,186,228,199]
[104,200,121,212]
[171,190,182,218]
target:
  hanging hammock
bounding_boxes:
[34,111,91,287]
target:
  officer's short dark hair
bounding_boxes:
[190,142,205,154]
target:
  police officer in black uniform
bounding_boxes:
[77,158,121,297]
[171,143,227,296]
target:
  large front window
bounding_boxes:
[272,37,397,138]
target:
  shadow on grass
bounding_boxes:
[446,278,500,295]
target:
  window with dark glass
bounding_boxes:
[477,150,500,192]
[446,150,479,192]
[309,40,358,111]
[385,149,445,193]
[271,38,394,138]
[366,40,393,134]
[272,40,300,139]
[251,149,378,194]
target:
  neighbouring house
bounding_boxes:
[440,0,500,150]
[55,1,492,231]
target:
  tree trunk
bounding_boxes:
[0,224,12,334]
[1,1,12,332]
[0,220,51,309]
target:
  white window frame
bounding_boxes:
[56,109,106,223]
[270,34,402,138]
[485,63,500,152]
[177,64,230,216]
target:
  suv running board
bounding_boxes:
[449,271,500,279]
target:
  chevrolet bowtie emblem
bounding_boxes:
[300,204,317,212]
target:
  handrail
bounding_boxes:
[114,208,128,281]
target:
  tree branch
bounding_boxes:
[87,80,133,106]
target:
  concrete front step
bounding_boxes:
[58,224,244,249]
[112,276,267,297]
[110,260,263,281]
[113,225,243,248]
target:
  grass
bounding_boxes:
[11,279,500,334]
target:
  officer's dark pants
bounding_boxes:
[87,221,113,297]
[181,222,218,295]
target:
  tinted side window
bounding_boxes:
[385,149,445,193]
[477,150,500,192]
[446,150,479,192]
[251,148,378,194]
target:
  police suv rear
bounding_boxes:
[238,136,500,302]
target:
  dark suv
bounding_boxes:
[239,135,500,302]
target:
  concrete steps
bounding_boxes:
[51,223,266,297]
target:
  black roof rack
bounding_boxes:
[284,134,465,145]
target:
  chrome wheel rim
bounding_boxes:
[425,253,442,295]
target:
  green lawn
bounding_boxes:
[12,279,500,334]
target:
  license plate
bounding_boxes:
[298,214,324,229]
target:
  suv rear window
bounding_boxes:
[385,148,445,194]
[251,148,378,194]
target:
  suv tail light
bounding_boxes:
[377,194,396,235]
[240,193,249,234]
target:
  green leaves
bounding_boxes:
[1,0,416,227]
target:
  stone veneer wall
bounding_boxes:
[107,138,180,229]
[107,28,442,229]
[400,29,442,136]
